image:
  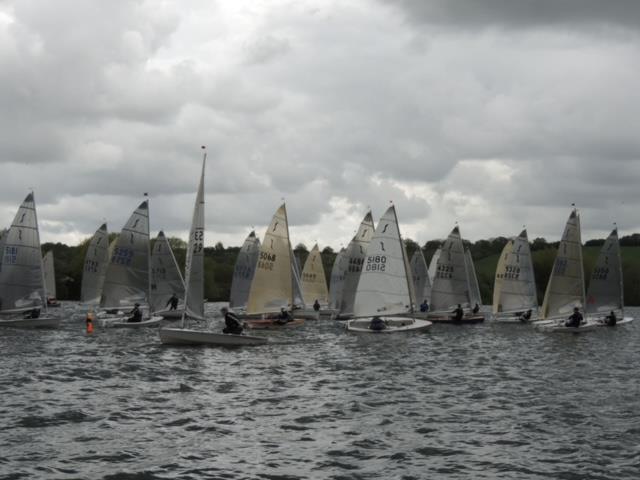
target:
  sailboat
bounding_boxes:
[42,250,61,307]
[427,246,441,283]
[80,223,110,306]
[98,199,162,328]
[410,248,432,309]
[0,193,60,328]
[536,208,597,332]
[160,151,266,346]
[428,226,484,323]
[585,228,633,326]
[243,203,304,329]
[346,205,431,333]
[298,243,335,318]
[229,231,261,313]
[328,248,347,313]
[337,211,375,319]
[492,229,539,322]
[149,231,186,319]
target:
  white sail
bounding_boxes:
[340,211,375,315]
[354,206,413,318]
[328,248,347,310]
[150,231,185,313]
[42,251,56,299]
[81,223,110,305]
[246,204,294,315]
[183,157,206,321]
[493,230,538,314]
[586,228,623,314]
[0,193,46,313]
[428,246,441,283]
[292,252,305,307]
[100,201,150,309]
[229,231,261,309]
[410,249,431,304]
[301,244,329,306]
[464,248,482,307]
[430,226,469,312]
[540,209,585,319]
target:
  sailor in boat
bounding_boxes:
[275,307,293,325]
[564,307,583,328]
[518,309,533,322]
[451,304,464,322]
[313,299,321,312]
[23,308,41,319]
[420,299,429,312]
[221,307,244,334]
[472,303,480,314]
[604,311,617,326]
[369,316,386,331]
[127,303,142,323]
[166,293,179,311]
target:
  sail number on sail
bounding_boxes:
[192,230,204,253]
[365,255,386,272]
[348,257,363,273]
[591,267,609,280]
[84,259,100,273]
[112,247,134,265]
[496,265,520,280]
[436,264,453,279]
[257,252,276,271]
[3,246,18,265]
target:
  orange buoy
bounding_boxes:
[86,311,95,334]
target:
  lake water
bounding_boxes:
[1,304,639,479]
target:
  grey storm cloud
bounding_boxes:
[1,0,639,249]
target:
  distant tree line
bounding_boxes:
[42,233,640,305]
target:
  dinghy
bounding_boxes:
[149,231,186,319]
[297,244,336,318]
[42,251,60,307]
[160,150,266,346]
[80,223,110,306]
[229,231,261,314]
[346,205,431,334]
[409,249,432,310]
[492,229,539,323]
[428,226,484,323]
[0,193,60,328]
[535,208,597,333]
[336,211,375,320]
[585,228,633,326]
[242,203,304,329]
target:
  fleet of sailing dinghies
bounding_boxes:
[492,229,538,322]
[346,205,431,333]
[0,193,60,328]
[409,249,431,306]
[229,231,261,312]
[338,212,375,319]
[42,251,60,307]
[428,226,484,323]
[242,203,304,329]
[149,231,186,319]
[160,154,267,346]
[80,223,110,306]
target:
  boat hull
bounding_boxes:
[428,314,485,324]
[0,315,61,329]
[346,317,432,334]
[103,316,164,328]
[159,328,267,346]
[245,318,305,329]
[153,308,184,320]
[535,319,600,332]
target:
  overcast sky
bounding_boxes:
[1,0,639,250]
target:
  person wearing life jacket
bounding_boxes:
[127,303,142,323]
[420,299,429,312]
[313,299,321,312]
[86,311,95,334]
[519,309,533,322]
[221,307,243,334]
[604,310,617,326]
[275,307,293,325]
[565,307,583,328]
[166,293,179,311]
[369,316,386,331]
[472,303,480,314]
[451,304,464,322]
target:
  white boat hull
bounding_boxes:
[346,317,432,334]
[153,308,184,319]
[103,316,164,328]
[536,318,600,333]
[0,315,61,329]
[590,316,634,327]
[159,327,267,346]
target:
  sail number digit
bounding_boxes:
[112,247,134,266]
[591,266,609,280]
[348,256,364,273]
[3,246,18,265]
[258,251,276,271]
[365,255,386,272]
[436,264,453,279]
[192,229,204,253]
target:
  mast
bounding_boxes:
[282,202,294,311]
[576,208,586,310]
[32,191,48,314]
[145,193,151,318]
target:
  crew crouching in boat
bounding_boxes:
[604,310,617,326]
[221,307,243,334]
[472,303,480,314]
[23,308,40,319]
[275,307,293,325]
[369,316,386,331]
[565,307,583,328]
[127,303,142,323]
[451,304,464,322]
[519,309,533,322]
[313,299,321,312]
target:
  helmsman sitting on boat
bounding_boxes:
[420,300,429,312]
[604,311,617,326]
[221,307,243,334]
[451,304,464,322]
[565,307,583,328]
[127,303,142,323]
[369,316,386,331]
[518,309,533,322]
[275,307,294,325]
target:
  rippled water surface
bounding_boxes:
[2,304,640,479]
